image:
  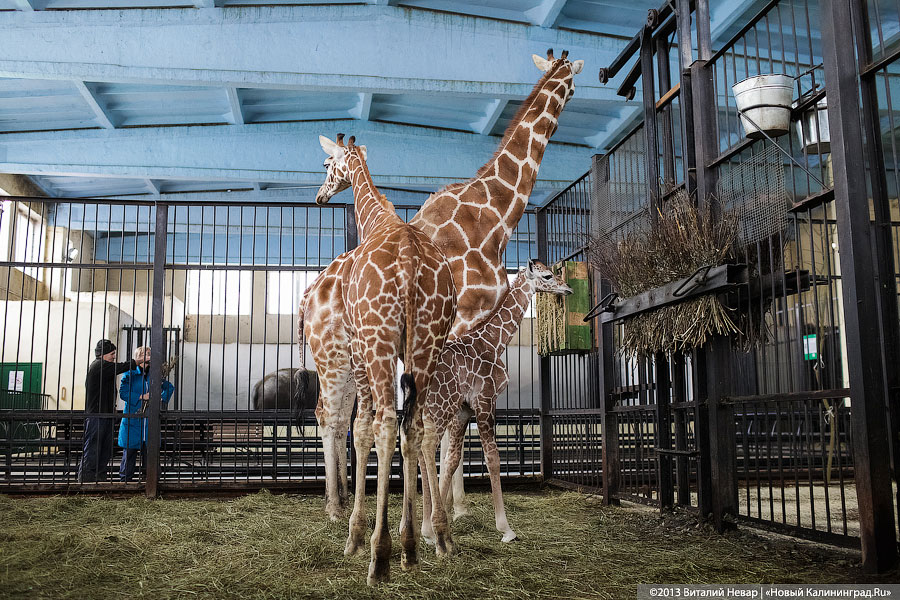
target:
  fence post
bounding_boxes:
[591,154,619,505]
[145,202,168,498]
[821,0,898,573]
[689,8,737,529]
[536,208,553,482]
[850,0,900,545]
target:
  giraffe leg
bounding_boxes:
[421,419,455,556]
[368,405,397,585]
[440,405,472,514]
[319,370,352,522]
[345,354,373,556]
[419,452,435,545]
[335,380,356,513]
[399,411,423,571]
[475,390,516,543]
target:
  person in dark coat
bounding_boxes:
[117,346,174,482]
[77,339,136,483]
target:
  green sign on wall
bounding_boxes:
[0,362,43,453]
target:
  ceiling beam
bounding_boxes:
[72,81,115,129]
[525,0,568,29]
[0,5,619,101]
[144,178,161,195]
[225,88,245,125]
[354,93,374,121]
[0,120,592,190]
[474,99,509,135]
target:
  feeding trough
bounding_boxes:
[795,97,830,154]
[732,74,794,139]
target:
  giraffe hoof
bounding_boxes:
[367,559,390,585]
[435,535,457,557]
[344,536,366,556]
[501,530,518,543]
[400,554,419,572]
[421,533,436,546]
[451,508,469,522]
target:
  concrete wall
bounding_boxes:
[175,342,539,411]
[0,300,138,410]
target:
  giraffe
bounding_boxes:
[418,260,572,547]
[409,49,583,517]
[314,134,456,584]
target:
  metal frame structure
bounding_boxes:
[536,0,899,574]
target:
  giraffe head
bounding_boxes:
[531,48,584,104]
[525,259,573,296]
[316,133,367,204]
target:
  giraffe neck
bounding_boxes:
[483,69,569,229]
[347,152,401,240]
[479,272,535,351]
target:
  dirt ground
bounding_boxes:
[0,489,896,600]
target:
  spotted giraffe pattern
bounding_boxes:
[417,260,572,545]
[409,49,583,516]
[313,134,456,586]
[410,50,583,340]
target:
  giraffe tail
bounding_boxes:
[297,297,307,371]
[399,232,421,434]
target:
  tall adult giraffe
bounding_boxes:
[314,134,456,585]
[409,49,583,515]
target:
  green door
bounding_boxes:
[0,362,43,453]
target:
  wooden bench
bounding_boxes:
[208,422,265,465]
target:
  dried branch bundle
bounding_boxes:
[587,191,742,356]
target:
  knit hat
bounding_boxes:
[94,339,116,358]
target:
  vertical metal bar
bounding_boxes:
[536,208,553,482]
[657,34,676,189]
[145,202,168,498]
[675,0,697,198]
[641,27,661,226]
[591,154,619,505]
[696,0,712,61]
[821,0,898,572]
[851,0,900,537]
[656,352,672,508]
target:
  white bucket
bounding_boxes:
[795,97,830,154]
[732,74,794,139]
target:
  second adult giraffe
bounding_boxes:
[410,49,583,516]
[314,134,456,585]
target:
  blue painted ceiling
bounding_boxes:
[0,0,767,204]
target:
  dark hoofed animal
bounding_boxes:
[251,368,319,423]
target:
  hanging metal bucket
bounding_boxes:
[795,97,830,154]
[732,74,794,139]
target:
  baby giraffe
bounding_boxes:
[420,259,572,547]
[315,134,456,585]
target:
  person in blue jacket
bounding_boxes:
[117,346,175,482]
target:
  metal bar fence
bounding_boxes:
[0,198,541,493]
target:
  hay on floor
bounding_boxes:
[0,490,886,600]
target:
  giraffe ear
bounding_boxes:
[319,135,339,157]
[357,145,367,161]
[571,60,584,74]
[532,54,552,72]
[526,259,537,278]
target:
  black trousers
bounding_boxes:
[77,416,114,483]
